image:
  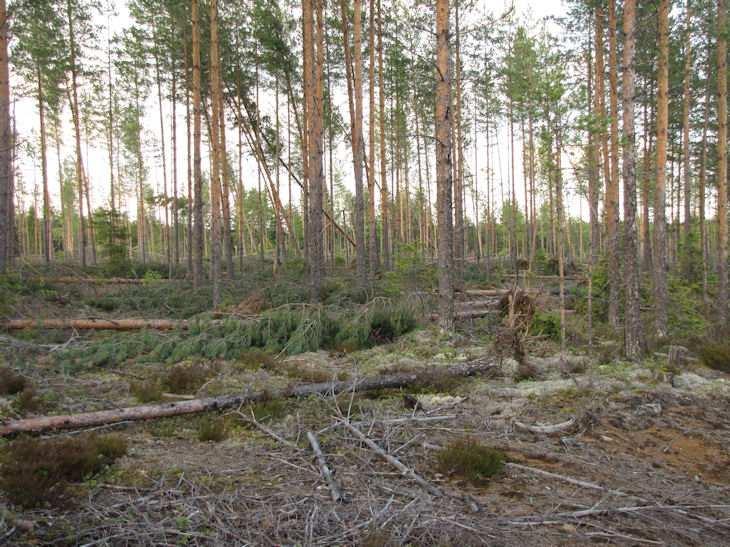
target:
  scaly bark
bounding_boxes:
[621,0,643,358]
[192,0,204,286]
[436,0,453,330]
[717,0,728,322]
[653,0,669,338]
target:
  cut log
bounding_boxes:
[1,318,191,331]
[0,361,496,436]
[513,417,576,435]
[40,277,154,285]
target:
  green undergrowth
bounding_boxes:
[56,301,418,371]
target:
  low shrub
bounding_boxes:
[197,416,228,442]
[436,439,505,486]
[0,367,27,395]
[14,386,44,414]
[698,341,730,373]
[0,435,128,508]
[130,380,164,403]
[163,362,216,394]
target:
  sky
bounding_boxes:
[12,0,577,232]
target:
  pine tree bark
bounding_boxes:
[717,0,728,322]
[436,0,453,330]
[304,0,325,300]
[66,0,87,268]
[191,0,204,286]
[453,1,464,286]
[352,0,368,288]
[606,0,621,328]
[621,0,643,358]
[367,0,379,276]
[0,0,9,273]
[377,0,390,270]
[592,7,605,265]
[681,1,693,259]
[653,0,669,338]
[37,66,52,263]
[209,0,224,307]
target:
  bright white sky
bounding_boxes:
[13,0,583,232]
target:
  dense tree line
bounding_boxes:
[0,0,728,355]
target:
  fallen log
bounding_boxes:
[1,318,192,331]
[40,277,154,285]
[0,361,496,436]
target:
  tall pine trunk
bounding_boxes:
[621,0,643,358]
[653,0,669,338]
[436,0,453,330]
[191,0,204,286]
[717,0,728,322]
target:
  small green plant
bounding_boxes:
[237,348,276,371]
[249,399,288,422]
[130,380,164,403]
[436,439,505,486]
[530,311,561,342]
[197,416,228,442]
[698,341,730,373]
[0,435,127,508]
[0,367,27,395]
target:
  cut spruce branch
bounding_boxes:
[0,360,496,436]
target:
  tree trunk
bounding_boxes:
[621,0,643,359]
[606,0,621,328]
[0,0,8,273]
[653,0,669,339]
[367,0,379,276]
[66,0,86,268]
[453,1,464,287]
[681,1,693,263]
[209,0,223,307]
[699,76,711,306]
[191,0,204,286]
[37,67,52,264]
[377,0,390,270]
[304,0,325,300]
[436,0,453,330]
[717,0,728,322]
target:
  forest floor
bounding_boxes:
[1,266,729,546]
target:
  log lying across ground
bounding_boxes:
[0,318,192,331]
[0,360,496,436]
[38,277,161,285]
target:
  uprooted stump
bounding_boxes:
[0,360,497,437]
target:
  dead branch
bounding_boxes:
[307,431,346,503]
[339,419,442,497]
[513,417,576,435]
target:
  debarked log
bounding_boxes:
[0,361,497,436]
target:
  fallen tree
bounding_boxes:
[0,360,496,436]
[1,318,192,331]
[40,277,155,285]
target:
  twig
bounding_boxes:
[339,419,442,497]
[306,431,345,503]
[230,408,300,450]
